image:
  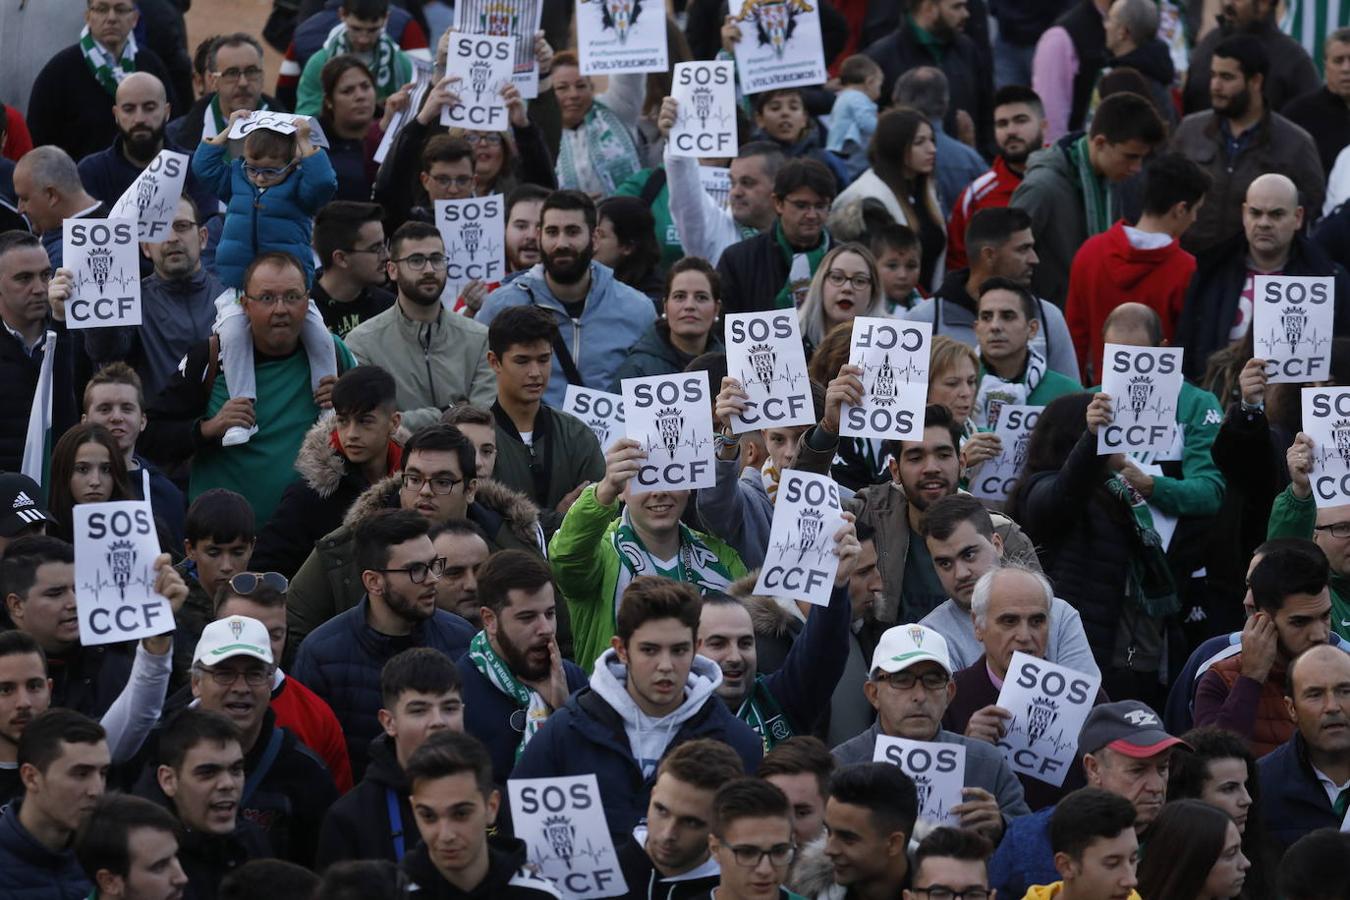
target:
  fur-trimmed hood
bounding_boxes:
[341,474,403,528]
[788,837,844,899]
[293,421,403,500]
[339,473,542,549]
[745,594,803,638]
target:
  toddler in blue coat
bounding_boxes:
[193,112,338,445]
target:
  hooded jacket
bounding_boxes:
[616,826,721,900]
[286,474,545,656]
[1009,133,1103,305]
[1065,220,1195,383]
[0,799,90,899]
[611,321,727,389]
[478,262,658,408]
[492,401,607,538]
[401,835,563,898]
[316,733,417,869]
[252,421,402,578]
[512,651,763,837]
[1103,40,1178,127]
[1182,16,1319,116]
[175,821,273,900]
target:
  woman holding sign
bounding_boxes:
[45,424,135,543]
[797,243,886,360]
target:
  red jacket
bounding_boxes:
[273,672,355,793]
[946,155,1022,271]
[1065,220,1195,384]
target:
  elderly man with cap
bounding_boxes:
[0,474,51,554]
[831,623,1030,843]
[988,699,1187,898]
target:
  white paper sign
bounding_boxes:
[753,470,844,606]
[1302,387,1350,509]
[108,150,190,243]
[699,165,732,208]
[670,62,737,158]
[1253,275,1335,384]
[725,311,814,433]
[456,0,545,98]
[873,735,965,827]
[563,385,626,449]
[435,195,505,298]
[995,652,1102,787]
[226,110,330,148]
[1097,344,1183,455]
[375,60,435,164]
[622,371,716,493]
[728,0,828,94]
[576,0,669,74]
[509,775,628,898]
[441,33,514,131]
[840,318,930,441]
[63,218,142,329]
[74,501,172,646]
[970,405,1044,502]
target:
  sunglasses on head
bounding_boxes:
[228,571,288,595]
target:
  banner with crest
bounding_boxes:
[728,0,827,94]
[622,372,716,493]
[1302,387,1350,509]
[576,0,669,74]
[995,652,1102,787]
[562,385,625,450]
[74,501,172,646]
[754,470,845,607]
[455,0,545,97]
[874,734,965,828]
[109,149,189,243]
[1253,275,1335,384]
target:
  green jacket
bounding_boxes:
[615,167,684,269]
[295,42,414,116]
[493,402,606,538]
[1267,485,1350,640]
[548,485,748,671]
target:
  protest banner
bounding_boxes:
[63,218,141,329]
[1097,344,1183,455]
[970,405,1044,502]
[435,195,505,299]
[840,318,930,441]
[699,166,732,208]
[455,0,545,97]
[728,0,827,94]
[995,652,1102,787]
[563,385,626,449]
[226,110,330,148]
[510,775,628,898]
[725,311,814,433]
[108,150,190,243]
[74,501,172,647]
[622,372,716,493]
[669,62,737,158]
[1253,275,1335,384]
[442,33,514,131]
[1302,387,1350,509]
[375,60,435,164]
[754,470,844,606]
[577,0,669,74]
[873,735,965,827]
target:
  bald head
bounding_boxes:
[1288,643,1350,698]
[1244,173,1303,266]
[113,73,171,164]
[1102,302,1163,348]
[1247,173,1299,209]
[115,72,167,106]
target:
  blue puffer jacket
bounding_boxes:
[292,598,474,778]
[987,804,1056,900]
[477,261,657,408]
[191,141,336,289]
[1259,732,1342,857]
[0,800,91,899]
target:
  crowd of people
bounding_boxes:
[3,0,1350,897]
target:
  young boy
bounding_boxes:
[870,224,923,313]
[316,648,466,868]
[708,778,806,900]
[1024,788,1141,900]
[193,112,339,445]
[826,55,883,155]
[173,489,256,687]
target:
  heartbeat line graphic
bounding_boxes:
[735,365,809,391]
[639,432,713,460]
[74,268,138,293]
[1313,445,1350,471]
[527,835,614,869]
[80,570,155,602]
[858,356,926,386]
[768,535,835,567]
[1124,398,1175,422]
[1004,716,1079,755]
[1255,324,1331,357]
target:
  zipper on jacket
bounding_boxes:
[571,317,582,373]
[420,322,439,408]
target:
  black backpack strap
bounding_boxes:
[639,168,668,208]
[520,282,586,388]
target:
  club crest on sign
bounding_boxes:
[543,814,577,868]
[1281,305,1307,352]
[1335,419,1350,467]
[1013,430,1032,470]
[588,418,611,446]
[469,58,493,101]
[462,219,483,259]
[748,343,777,388]
[87,245,114,291]
[794,507,823,561]
[1127,376,1153,420]
[106,539,137,601]
[912,773,932,810]
[741,0,815,57]
[872,354,897,407]
[656,407,685,458]
[135,173,158,215]
[1026,695,1060,746]
[692,85,715,127]
[480,1,519,36]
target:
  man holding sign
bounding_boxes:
[832,624,1030,843]
[1271,426,1350,638]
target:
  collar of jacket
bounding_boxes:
[571,685,723,759]
[1202,107,1271,145]
[350,596,434,654]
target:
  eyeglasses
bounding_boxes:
[345,243,389,259]
[785,199,830,214]
[214,66,265,83]
[392,253,448,271]
[244,290,307,307]
[374,556,447,584]
[724,843,795,868]
[200,665,274,687]
[427,174,476,189]
[1315,522,1350,539]
[825,269,873,290]
[874,670,950,691]
[401,472,463,494]
[911,888,992,900]
[228,571,288,595]
[89,3,136,16]
[244,161,295,180]
[170,219,200,234]
[465,133,504,146]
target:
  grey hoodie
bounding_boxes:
[589,649,724,779]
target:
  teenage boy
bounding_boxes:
[253,365,404,578]
[317,647,465,868]
[173,489,257,688]
[311,200,395,339]
[707,778,804,900]
[74,792,189,900]
[1023,788,1141,900]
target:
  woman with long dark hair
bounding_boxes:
[318,54,381,201]
[594,196,664,302]
[1136,799,1250,899]
[47,423,135,543]
[611,257,723,385]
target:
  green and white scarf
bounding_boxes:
[205,94,273,141]
[1067,134,1114,238]
[322,21,403,99]
[612,509,736,612]
[973,345,1047,429]
[557,101,641,197]
[738,678,794,751]
[79,25,138,97]
[1104,474,1179,619]
[466,630,550,761]
[773,221,830,309]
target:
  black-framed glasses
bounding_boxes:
[465,133,504,146]
[427,174,476,189]
[391,253,448,271]
[374,556,446,584]
[401,472,462,494]
[825,269,873,290]
[344,243,390,259]
[228,571,288,595]
[200,665,274,687]
[1315,522,1350,539]
[874,670,950,691]
[910,888,992,900]
[725,843,795,868]
[170,219,200,234]
[215,66,265,82]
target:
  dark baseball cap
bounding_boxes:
[1079,700,1189,759]
[0,474,51,537]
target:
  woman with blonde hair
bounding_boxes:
[797,243,886,360]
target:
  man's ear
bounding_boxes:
[18,762,40,794]
[1053,850,1076,881]
[486,788,501,825]
[481,606,498,638]
[157,764,178,799]
[95,870,125,898]
[1026,315,1040,340]
[611,635,628,665]
[378,707,397,737]
[487,351,502,374]
[863,679,881,711]
[361,569,383,598]
[5,592,23,626]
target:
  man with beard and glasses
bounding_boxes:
[345,221,496,432]
[1171,35,1324,256]
[457,550,587,785]
[293,509,475,779]
[479,189,657,407]
[168,34,279,150]
[946,89,1046,271]
[77,73,217,226]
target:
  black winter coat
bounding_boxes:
[0,321,78,474]
[175,822,272,900]
[401,836,564,898]
[48,642,135,721]
[315,733,415,869]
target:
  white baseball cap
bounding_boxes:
[869,624,953,676]
[193,616,274,667]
